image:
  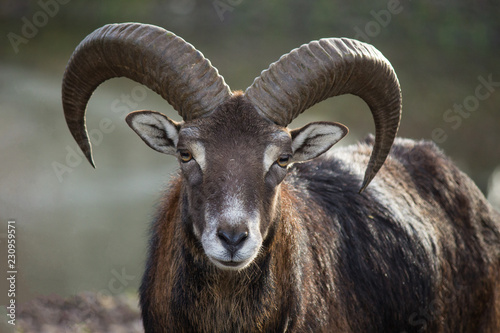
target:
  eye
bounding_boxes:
[276,154,291,168]
[178,149,193,163]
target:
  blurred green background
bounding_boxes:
[1,0,499,326]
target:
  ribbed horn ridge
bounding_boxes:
[244,38,402,192]
[62,23,232,167]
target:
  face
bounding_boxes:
[175,109,292,270]
[126,96,348,270]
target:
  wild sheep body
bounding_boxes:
[139,102,500,332]
[62,23,500,332]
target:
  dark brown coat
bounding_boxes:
[140,136,500,332]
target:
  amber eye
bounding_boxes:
[277,154,291,168]
[178,150,193,163]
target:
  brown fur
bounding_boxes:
[139,97,500,332]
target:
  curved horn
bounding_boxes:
[62,23,232,167]
[244,38,401,192]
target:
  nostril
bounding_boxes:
[217,229,249,247]
[235,231,249,245]
[217,230,230,244]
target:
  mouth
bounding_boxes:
[202,233,262,271]
[213,258,250,270]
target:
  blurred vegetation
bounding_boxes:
[0,0,499,319]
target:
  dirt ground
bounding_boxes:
[15,292,143,333]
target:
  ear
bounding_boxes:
[290,122,348,162]
[125,110,181,156]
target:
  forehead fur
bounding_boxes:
[183,92,286,144]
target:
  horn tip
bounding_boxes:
[85,152,96,169]
[358,174,373,194]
